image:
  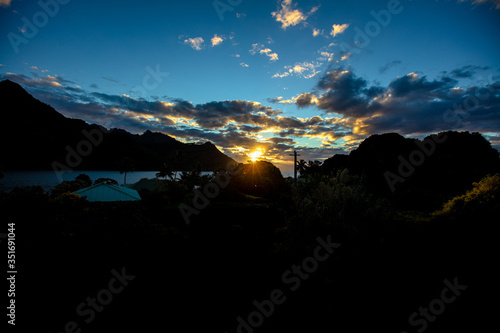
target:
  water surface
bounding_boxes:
[0,170,161,192]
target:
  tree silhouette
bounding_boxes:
[307,160,322,175]
[94,178,119,185]
[297,159,322,177]
[157,151,187,181]
[156,162,174,180]
[179,163,202,191]
[118,157,135,185]
[298,159,307,176]
[170,150,187,180]
[75,174,92,188]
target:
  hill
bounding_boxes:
[0,80,236,171]
[322,131,500,210]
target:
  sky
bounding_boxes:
[1,0,500,173]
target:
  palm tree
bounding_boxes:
[298,159,307,177]
[156,162,174,180]
[118,157,135,185]
[179,164,202,191]
[170,150,187,180]
[307,160,323,175]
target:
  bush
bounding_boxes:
[55,192,86,206]
[289,169,392,238]
[51,181,85,199]
[433,173,500,218]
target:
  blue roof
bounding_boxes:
[73,183,141,202]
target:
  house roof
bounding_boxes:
[73,183,141,202]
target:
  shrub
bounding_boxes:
[433,173,500,218]
[51,181,85,199]
[290,169,391,237]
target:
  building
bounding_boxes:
[73,183,141,202]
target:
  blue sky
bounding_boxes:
[1,0,500,172]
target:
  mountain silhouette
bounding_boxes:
[323,131,500,210]
[0,80,236,171]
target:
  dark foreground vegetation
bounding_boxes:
[2,131,499,332]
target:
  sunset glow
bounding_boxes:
[249,149,263,162]
[0,0,498,175]
[0,1,497,331]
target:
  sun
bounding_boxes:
[248,149,263,162]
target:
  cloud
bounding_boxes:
[2,72,73,89]
[340,53,351,61]
[295,93,317,107]
[102,76,119,83]
[458,0,500,9]
[296,65,500,139]
[29,66,49,73]
[378,60,402,74]
[0,0,12,7]
[272,0,319,29]
[3,64,499,172]
[184,37,204,50]
[313,28,323,37]
[331,23,349,37]
[240,63,249,68]
[249,44,260,55]
[267,96,291,104]
[2,71,359,170]
[272,72,291,79]
[263,50,279,61]
[448,65,490,78]
[269,93,320,107]
[211,34,225,47]
[318,51,334,62]
[388,72,457,98]
[312,67,383,118]
[273,61,323,79]
[249,43,279,61]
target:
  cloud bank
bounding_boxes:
[2,62,499,171]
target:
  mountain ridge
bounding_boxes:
[0,79,237,171]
